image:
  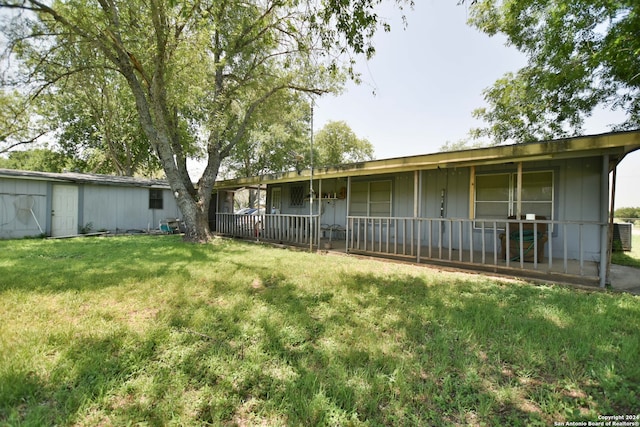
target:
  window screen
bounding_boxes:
[289,185,304,207]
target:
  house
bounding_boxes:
[213,130,640,287]
[0,169,182,238]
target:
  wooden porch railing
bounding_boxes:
[216,213,321,246]
[347,216,605,281]
[216,213,607,283]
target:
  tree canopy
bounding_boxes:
[1,0,413,241]
[0,148,77,172]
[467,0,640,144]
[313,120,374,167]
[45,67,163,176]
[614,206,640,219]
[0,89,46,154]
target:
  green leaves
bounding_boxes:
[314,120,374,167]
[468,0,640,144]
[1,0,413,238]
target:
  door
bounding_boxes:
[52,185,78,237]
[271,187,282,213]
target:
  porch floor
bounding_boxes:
[240,236,638,293]
[317,238,640,293]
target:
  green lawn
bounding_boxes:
[611,233,640,268]
[1,236,639,426]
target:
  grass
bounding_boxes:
[611,232,640,268]
[1,235,639,426]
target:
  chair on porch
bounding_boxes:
[500,215,548,262]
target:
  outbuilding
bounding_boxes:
[0,169,182,238]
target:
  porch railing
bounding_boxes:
[216,213,320,246]
[347,216,605,281]
[216,213,606,282]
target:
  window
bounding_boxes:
[149,189,164,209]
[289,185,304,207]
[350,180,392,217]
[475,171,553,220]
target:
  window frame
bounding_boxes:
[289,184,305,207]
[474,170,554,225]
[349,179,393,217]
[149,188,164,210]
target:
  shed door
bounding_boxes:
[52,185,78,237]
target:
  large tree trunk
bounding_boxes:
[178,196,212,242]
[175,146,223,242]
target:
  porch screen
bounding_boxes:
[350,180,392,217]
[475,171,553,220]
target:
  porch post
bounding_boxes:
[606,165,617,286]
[516,162,522,218]
[599,154,610,288]
[414,171,419,218]
[415,170,421,263]
[469,166,475,219]
[256,183,261,241]
[215,190,220,233]
[318,179,322,248]
[346,176,351,251]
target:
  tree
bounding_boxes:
[0,90,46,154]
[1,0,412,242]
[313,120,374,167]
[467,0,640,144]
[45,68,163,176]
[0,147,79,172]
[614,207,640,219]
[222,90,313,178]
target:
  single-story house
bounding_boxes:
[213,130,640,287]
[0,169,183,238]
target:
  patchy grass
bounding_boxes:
[611,233,640,268]
[1,235,639,426]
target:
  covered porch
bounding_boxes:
[213,131,640,288]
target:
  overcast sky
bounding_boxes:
[312,0,640,208]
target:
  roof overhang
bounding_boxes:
[215,130,640,189]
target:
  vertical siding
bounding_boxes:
[0,178,48,238]
[393,173,414,217]
[556,157,601,258]
[82,185,180,233]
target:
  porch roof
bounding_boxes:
[214,130,640,189]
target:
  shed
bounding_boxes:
[0,169,181,238]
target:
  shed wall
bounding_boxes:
[0,178,48,238]
[82,184,180,233]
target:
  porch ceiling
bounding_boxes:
[214,130,640,189]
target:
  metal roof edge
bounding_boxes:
[0,168,172,188]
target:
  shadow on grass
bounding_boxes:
[0,235,247,293]
[611,251,640,269]
[1,252,639,425]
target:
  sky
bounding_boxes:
[311,0,640,208]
